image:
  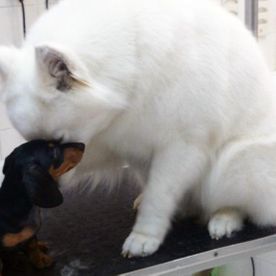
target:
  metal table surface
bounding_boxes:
[2,182,276,276]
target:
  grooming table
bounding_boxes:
[3,183,276,276]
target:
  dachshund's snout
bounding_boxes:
[63,142,85,152]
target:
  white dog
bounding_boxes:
[1,0,276,258]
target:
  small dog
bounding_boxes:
[0,140,85,271]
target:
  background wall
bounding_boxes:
[219,0,276,71]
[257,0,276,71]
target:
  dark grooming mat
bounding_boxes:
[2,182,276,276]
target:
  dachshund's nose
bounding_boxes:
[74,143,85,152]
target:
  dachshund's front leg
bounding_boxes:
[26,237,53,269]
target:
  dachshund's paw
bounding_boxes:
[37,241,49,253]
[122,232,161,258]
[30,253,54,269]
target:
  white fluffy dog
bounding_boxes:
[1,0,276,258]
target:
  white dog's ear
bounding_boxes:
[35,45,89,91]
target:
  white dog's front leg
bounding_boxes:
[122,144,206,257]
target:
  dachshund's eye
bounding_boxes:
[52,147,63,169]
[53,147,59,159]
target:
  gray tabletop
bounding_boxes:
[2,181,276,276]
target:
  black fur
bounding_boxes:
[0,140,84,248]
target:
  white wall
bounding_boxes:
[0,0,58,46]
[219,0,276,71]
[258,0,276,71]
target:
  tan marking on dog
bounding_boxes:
[27,238,53,269]
[2,227,34,248]
[49,147,84,178]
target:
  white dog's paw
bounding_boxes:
[122,231,161,258]
[208,210,243,240]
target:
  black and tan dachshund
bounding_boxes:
[0,139,85,272]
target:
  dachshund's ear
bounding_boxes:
[3,152,15,175]
[22,164,63,208]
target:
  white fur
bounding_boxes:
[208,208,244,240]
[0,0,276,257]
